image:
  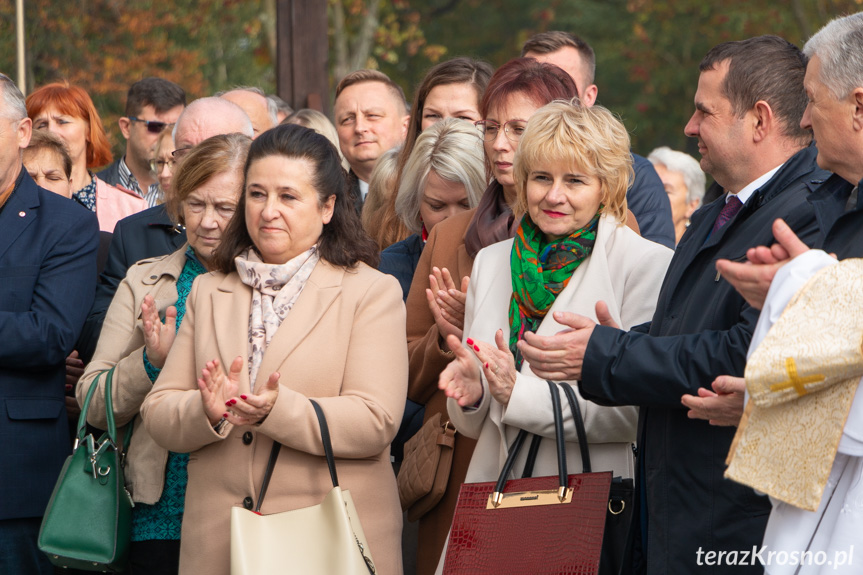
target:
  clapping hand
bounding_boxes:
[199,356,280,427]
[518,301,619,381]
[681,375,746,427]
[439,330,518,407]
[141,295,177,369]
[427,267,469,344]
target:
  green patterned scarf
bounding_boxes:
[509,213,600,369]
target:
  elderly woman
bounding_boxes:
[436,100,673,570]
[648,146,706,245]
[77,133,251,575]
[26,82,147,231]
[140,124,408,575]
[404,57,578,573]
[23,130,73,198]
[381,118,487,301]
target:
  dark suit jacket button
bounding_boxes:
[243,496,254,510]
[242,431,253,445]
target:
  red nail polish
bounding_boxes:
[225,400,232,406]
[240,395,247,400]
[230,399,238,405]
[223,413,229,418]
[473,344,480,352]
[485,362,489,369]
[466,338,474,345]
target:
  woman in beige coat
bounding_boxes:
[436,101,673,571]
[141,124,408,575]
[77,133,251,574]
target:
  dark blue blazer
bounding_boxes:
[0,169,99,520]
[809,172,863,259]
[379,233,423,302]
[579,145,827,574]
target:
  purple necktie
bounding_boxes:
[711,195,743,235]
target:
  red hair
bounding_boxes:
[479,57,578,118]
[26,82,112,169]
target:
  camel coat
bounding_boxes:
[434,215,672,573]
[77,246,188,504]
[141,259,408,575]
[404,208,478,574]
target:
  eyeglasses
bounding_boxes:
[128,116,174,134]
[474,119,528,143]
[171,146,193,160]
[149,158,177,172]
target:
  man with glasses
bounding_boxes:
[97,77,186,207]
[77,96,253,362]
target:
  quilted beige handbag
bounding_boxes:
[230,400,376,574]
[397,412,456,522]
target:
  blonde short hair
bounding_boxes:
[514,99,631,224]
[395,118,487,234]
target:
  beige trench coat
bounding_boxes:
[141,259,408,575]
[77,246,188,504]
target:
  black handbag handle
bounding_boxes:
[493,380,568,504]
[521,434,543,478]
[558,381,592,473]
[255,398,339,513]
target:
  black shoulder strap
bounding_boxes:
[255,441,281,513]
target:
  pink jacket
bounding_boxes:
[95,177,147,233]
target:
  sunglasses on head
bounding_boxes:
[128,116,173,134]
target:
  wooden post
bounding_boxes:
[276,0,330,116]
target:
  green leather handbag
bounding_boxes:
[38,367,134,572]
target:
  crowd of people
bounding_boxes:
[1,12,862,575]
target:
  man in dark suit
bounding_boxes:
[0,74,99,574]
[518,36,827,574]
[691,13,863,424]
[333,69,409,214]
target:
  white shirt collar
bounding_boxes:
[358,178,369,201]
[727,163,783,205]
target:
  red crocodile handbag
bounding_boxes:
[443,380,612,575]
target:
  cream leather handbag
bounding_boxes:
[230,400,376,574]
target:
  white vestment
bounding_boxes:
[747,250,863,574]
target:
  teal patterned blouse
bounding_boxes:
[134,248,206,542]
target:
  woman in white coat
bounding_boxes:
[437,100,674,562]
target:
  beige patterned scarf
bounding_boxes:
[235,246,320,386]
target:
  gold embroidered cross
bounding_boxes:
[769,357,824,396]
